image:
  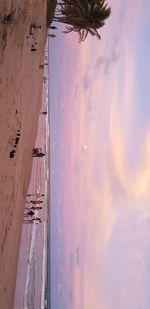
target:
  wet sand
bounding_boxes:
[0,0,47,308]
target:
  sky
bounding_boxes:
[49,1,150,308]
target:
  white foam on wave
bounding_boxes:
[40,214,47,309]
[47,169,49,180]
[23,214,38,308]
[41,171,49,308]
[23,185,41,307]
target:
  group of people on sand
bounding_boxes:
[23,217,42,224]
[27,23,57,52]
[26,23,42,52]
[32,147,45,157]
[10,129,21,159]
[23,193,44,224]
[2,14,58,40]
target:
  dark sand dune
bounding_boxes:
[0,0,47,308]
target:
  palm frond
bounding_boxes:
[53,0,111,41]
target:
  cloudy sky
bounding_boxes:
[49,0,150,308]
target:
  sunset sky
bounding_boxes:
[49,0,150,308]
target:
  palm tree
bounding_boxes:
[53,0,111,41]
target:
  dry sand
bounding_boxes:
[0,0,47,308]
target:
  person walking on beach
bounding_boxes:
[23,218,42,224]
[24,210,35,217]
[31,47,37,52]
[32,152,45,157]
[32,147,42,155]
[30,23,41,34]
[25,206,43,211]
[26,198,44,204]
[39,64,44,69]
[27,193,44,198]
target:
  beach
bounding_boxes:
[14,58,50,308]
[0,0,47,308]
[14,76,50,308]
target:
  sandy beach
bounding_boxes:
[14,64,50,308]
[0,0,47,308]
[14,87,49,308]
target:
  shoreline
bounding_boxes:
[14,44,50,309]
